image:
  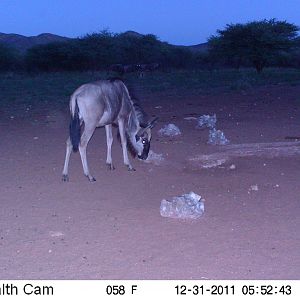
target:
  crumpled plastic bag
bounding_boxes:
[158,123,181,136]
[160,192,204,219]
[208,128,230,145]
[197,114,230,145]
[197,114,217,129]
[143,150,164,165]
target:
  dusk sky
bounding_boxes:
[0,0,299,45]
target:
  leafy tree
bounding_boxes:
[115,33,165,64]
[24,29,197,71]
[25,41,88,71]
[208,19,299,72]
[78,30,118,68]
[0,43,19,71]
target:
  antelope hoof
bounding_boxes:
[106,163,115,170]
[62,174,69,182]
[86,175,96,182]
[127,165,136,171]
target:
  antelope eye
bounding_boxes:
[142,139,147,144]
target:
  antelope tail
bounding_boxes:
[69,99,81,152]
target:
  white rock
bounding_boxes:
[158,124,181,136]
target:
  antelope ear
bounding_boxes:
[148,117,159,129]
[137,117,158,135]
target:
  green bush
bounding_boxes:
[209,19,299,72]
[0,43,20,71]
[23,30,196,72]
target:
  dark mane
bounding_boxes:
[108,77,124,83]
[126,85,149,127]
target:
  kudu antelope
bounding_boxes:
[62,78,158,182]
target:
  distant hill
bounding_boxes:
[0,31,209,54]
[0,33,71,52]
[177,42,209,53]
[120,30,209,53]
[121,30,209,52]
[120,30,144,39]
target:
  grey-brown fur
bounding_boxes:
[62,79,158,182]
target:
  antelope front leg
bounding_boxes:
[105,124,115,170]
[118,119,135,171]
[62,137,72,181]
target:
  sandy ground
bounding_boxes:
[0,84,299,279]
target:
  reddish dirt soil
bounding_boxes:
[0,84,299,279]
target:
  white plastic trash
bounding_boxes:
[197,114,217,129]
[143,150,164,165]
[208,128,230,145]
[197,114,230,145]
[158,123,181,136]
[184,116,197,121]
[160,191,204,219]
